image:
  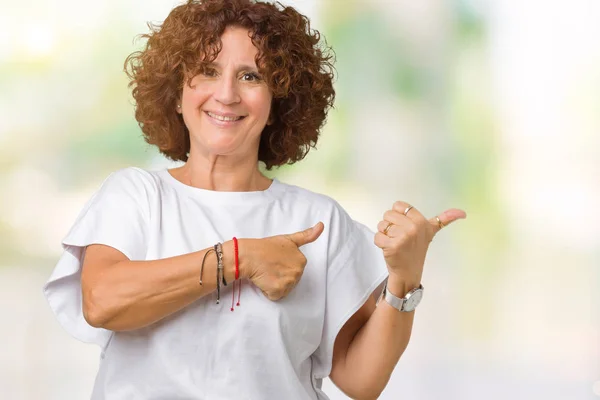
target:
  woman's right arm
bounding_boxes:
[81,222,324,332]
[81,240,239,331]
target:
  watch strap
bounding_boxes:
[378,280,424,312]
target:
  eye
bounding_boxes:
[202,67,218,77]
[241,72,261,82]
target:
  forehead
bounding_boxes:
[214,26,260,64]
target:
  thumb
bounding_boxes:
[429,208,467,235]
[287,222,324,247]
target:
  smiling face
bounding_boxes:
[178,26,273,159]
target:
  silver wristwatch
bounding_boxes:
[377,280,424,312]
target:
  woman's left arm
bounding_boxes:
[329,202,466,400]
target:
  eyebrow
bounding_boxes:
[206,62,260,73]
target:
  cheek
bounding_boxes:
[182,83,210,106]
[246,90,272,120]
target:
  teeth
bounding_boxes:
[207,112,241,122]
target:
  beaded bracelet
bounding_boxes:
[214,242,226,304]
[218,242,227,287]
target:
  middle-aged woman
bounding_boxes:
[44,0,466,399]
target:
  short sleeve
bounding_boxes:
[42,167,154,348]
[311,204,389,379]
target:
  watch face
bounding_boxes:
[404,289,423,312]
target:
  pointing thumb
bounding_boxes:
[288,222,324,247]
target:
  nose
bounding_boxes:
[213,74,241,105]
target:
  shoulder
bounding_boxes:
[278,180,348,215]
[101,167,159,196]
[277,180,354,234]
[89,167,159,216]
[105,166,155,185]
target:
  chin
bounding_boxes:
[190,127,260,157]
[208,147,239,156]
[200,140,245,156]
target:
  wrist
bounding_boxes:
[386,273,420,298]
[221,240,237,284]
[236,238,253,280]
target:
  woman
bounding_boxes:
[44,0,466,399]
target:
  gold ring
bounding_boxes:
[436,216,445,229]
[383,222,393,235]
[404,206,413,216]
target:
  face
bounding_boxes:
[178,26,273,159]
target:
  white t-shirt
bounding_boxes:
[43,167,388,400]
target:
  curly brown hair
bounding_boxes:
[124,0,335,169]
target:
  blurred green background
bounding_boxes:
[1,0,598,399]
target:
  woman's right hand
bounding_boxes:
[240,222,324,301]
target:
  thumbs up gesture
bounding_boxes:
[374,202,466,286]
[242,222,324,301]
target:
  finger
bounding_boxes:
[287,221,325,247]
[382,209,410,226]
[377,220,392,234]
[381,210,418,239]
[374,231,393,249]
[392,201,427,224]
[377,220,402,238]
[429,208,467,235]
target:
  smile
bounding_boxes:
[206,111,244,122]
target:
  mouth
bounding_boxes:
[205,111,245,123]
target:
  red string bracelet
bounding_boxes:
[231,237,241,311]
[233,237,239,280]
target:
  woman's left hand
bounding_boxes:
[374,202,467,287]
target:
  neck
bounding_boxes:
[171,149,270,192]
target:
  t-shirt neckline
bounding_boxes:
[156,168,284,204]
